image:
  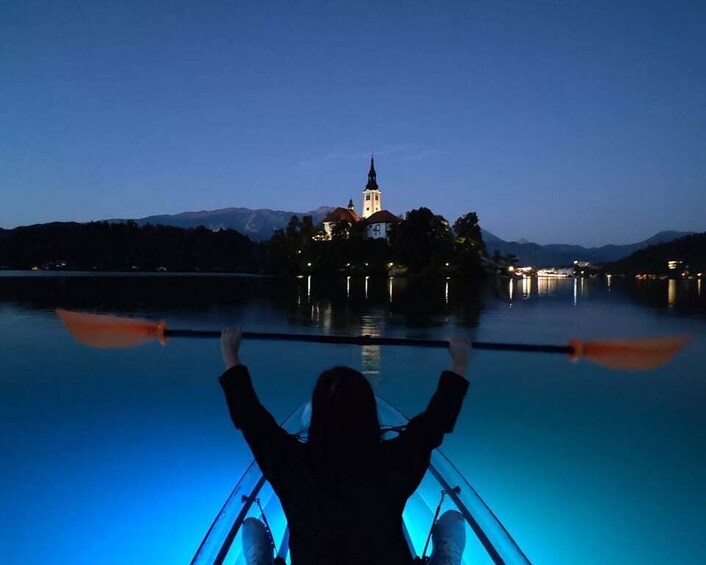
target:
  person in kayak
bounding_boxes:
[219,328,471,565]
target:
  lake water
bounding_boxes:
[1,273,704,564]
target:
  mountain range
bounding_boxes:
[112,206,334,241]
[481,229,693,266]
[112,207,693,266]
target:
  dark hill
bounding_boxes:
[610,232,706,275]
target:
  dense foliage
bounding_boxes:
[610,232,706,275]
[390,208,454,274]
[0,221,257,272]
[452,212,487,277]
[262,207,487,277]
[260,215,391,275]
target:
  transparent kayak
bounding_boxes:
[192,397,530,565]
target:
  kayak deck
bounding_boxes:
[192,397,529,565]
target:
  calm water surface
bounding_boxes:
[1,273,704,564]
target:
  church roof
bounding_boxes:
[323,207,359,224]
[347,204,360,222]
[365,210,400,224]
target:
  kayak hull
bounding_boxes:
[192,397,529,565]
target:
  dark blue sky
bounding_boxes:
[2,0,704,245]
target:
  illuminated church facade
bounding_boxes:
[322,157,400,240]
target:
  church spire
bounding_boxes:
[361,155,382,219]
[365,155,379,191]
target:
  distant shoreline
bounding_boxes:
[0,269,269,278]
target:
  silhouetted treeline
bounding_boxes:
[0,221,258,272]
[262,207,487,277]
[610,232,706,275]
[1,208,488,277]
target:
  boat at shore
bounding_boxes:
[192,397,529,565]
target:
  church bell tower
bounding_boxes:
[362,156,382,219]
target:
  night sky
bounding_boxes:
[2,0,704,246]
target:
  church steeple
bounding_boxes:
[361,155,382,219]
[365,155,379,191]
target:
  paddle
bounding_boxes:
[56,308,690,371]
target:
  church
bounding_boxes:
[322,157,400,240]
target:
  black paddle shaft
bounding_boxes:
[164,329,574,355]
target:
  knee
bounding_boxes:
[243,517,265,530]
[434,510,466,539]
[242,517,269,540]
[438,510,464,526]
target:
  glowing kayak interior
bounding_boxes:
[192,397,529,565]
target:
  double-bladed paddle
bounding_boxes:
[56,308,690,372]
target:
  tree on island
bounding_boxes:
[450,212,487,278]
[263,215,318,274]
[453,212,486,256]
[390,207,454,275]
[268,207,490,277]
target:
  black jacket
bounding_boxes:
[220,365,469,565]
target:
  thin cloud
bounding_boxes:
[298,152,342,169]
[398,149,443,162]
[298,150,372,170]
[298,144,440,169]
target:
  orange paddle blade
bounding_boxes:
[56,308,167,349]
[569,335,691,371]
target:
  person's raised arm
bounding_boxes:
[391,337,472,456]
[449,336,471,379]
[221,327,243,372]
[218,328,292,483]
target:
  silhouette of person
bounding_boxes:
[219,328,471,565]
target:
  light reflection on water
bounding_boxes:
[360,314,381,376]
[537,276,558,296]
[1,273,705,565]
[508,278,514,303]
[669,278,677,308]
[521,276,531,299]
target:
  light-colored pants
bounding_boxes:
[242,517,274,565]
[242,510,466,565]
[428,510,466,565]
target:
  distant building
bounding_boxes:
[365,210,400,240]
[322,200,359,239]
[320,156,400,241]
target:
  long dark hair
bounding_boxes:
[307,366,381,476]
